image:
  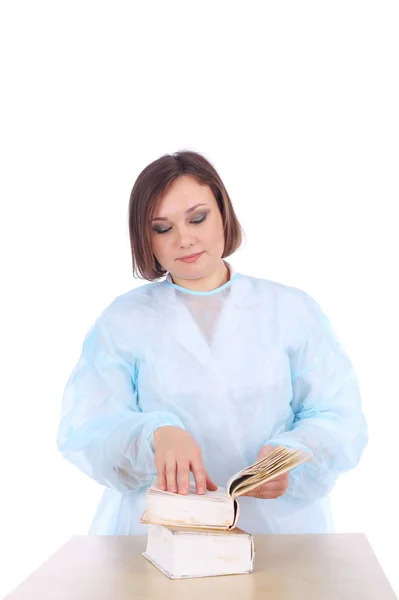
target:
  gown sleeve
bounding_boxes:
[57,311,185,493]
[266,291,368,500]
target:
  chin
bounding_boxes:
[169,256,223,281]
[174,268,205,281]
[171,262,209,281]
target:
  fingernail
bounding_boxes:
[198,487,204,494]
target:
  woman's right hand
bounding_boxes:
[153,426,217,495]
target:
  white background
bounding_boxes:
[0,1,398,597]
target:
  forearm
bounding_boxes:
[266,388,368,500]
[57,408,185,493]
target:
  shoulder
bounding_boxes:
[109,280,164,312]
[236,274,341,355]
[84,280,166,337]
[235,272,320,311]
[234,273,332,338]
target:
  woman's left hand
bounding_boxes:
[243,444,289,499]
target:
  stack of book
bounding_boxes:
[141,445,310,579]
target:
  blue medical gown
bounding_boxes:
[57,271,368,534]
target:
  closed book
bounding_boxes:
[143,524,255,579]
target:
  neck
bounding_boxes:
[171,261,230,292]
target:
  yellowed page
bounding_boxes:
[227,446,311,497]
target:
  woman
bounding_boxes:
[57,150,368,535]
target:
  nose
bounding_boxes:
[176,225,197,249]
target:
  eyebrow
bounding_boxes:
[152,203,208,222]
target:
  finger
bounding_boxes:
[262,481,287,495]
[244,481,284,497]
[245,488,284,499]
[256,481,282,493]
[257,444,277,461]
[265,474,289,488]
[260,479,289,498]
[190,457,207,494]
[244,485,266,497]
[165,457,177,493]
[259,491,284,499]
[280,473,289,490]
[177,461,190,495]
[206,472,218,491]
[267,473,288,485]
[280,472,289,487]
[269,474,289,493]
[265,473,288,485]
[155,458,166,491]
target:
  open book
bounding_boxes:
[141,446,311,530]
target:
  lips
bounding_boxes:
[177,252,204,263]
[179,252,202,259]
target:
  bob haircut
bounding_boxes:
[128,150,243,281]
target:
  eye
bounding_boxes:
[152,226,172,235]
[191,214,207,225]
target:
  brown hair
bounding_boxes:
[128,150,243,281]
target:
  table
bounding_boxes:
[5,533,397,599]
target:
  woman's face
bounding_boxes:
[150,175,225,280]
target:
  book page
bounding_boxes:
[227,446,311,497]
[150,478,230,502]
[233,453,311,497]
